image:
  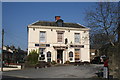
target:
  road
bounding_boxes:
[2,64,104,79]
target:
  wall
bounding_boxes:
[28,25,90,63]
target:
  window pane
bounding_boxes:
[47,52,51,57]
[69,51,73,57]
[47,58,51,62]
[75,49,80,61]
[40,32,46,42]
[57,33,63,42]
[75,33,80,43]
[69,58,73,61]
[39,48,45,54]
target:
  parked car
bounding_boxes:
[100,55,106,63]
[91,56,102,64]
[35,61,51,69]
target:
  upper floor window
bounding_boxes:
[40,31,46,43]
[74,33,80,43]
[57,32,63,42]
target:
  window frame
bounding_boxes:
[47,51,51,62]
[74,49,80,61]
[40,31,46,43]
[69,51,73,57]
[74,33,80,43]
[57,32,64,43]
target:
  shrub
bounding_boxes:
[51,60,57,65]
[27,50,39,64]
[24,61,36,68]
[64,60,70,64]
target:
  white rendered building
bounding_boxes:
[28,16,90,63]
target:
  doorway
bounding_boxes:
[57,50,63,63]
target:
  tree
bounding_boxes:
[90,33,114,49]
[6,45,9,50]
[85,2,120,78]
[27,50,39,64]
[86,2,119,47]
[18,46,21,51]
[118,2,120,43]
[10,45,15,50]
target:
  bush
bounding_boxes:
[27,50,39,64]
[24,61,36,68]
[64,61,70,64]
[51,60,57,65]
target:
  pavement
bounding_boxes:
[0,65,22,71]
[2,64,104,78]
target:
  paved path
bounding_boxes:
[2,64,103,78]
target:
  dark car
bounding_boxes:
[35,61,51,69]
[91,56,101,64]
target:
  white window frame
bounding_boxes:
[74,33,80,43]
[57,32,64,43]
[40,31,46,43]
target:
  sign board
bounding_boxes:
[70,45,84,48]
[91,53,95,55]
[35,44,50,47]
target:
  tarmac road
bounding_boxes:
[2,64,104,79]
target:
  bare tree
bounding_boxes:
[85,2,120,78]
[86,2,119,47]
[118,2,120,43]
[90,33,114,49]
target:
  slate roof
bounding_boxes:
[31,21,86,28]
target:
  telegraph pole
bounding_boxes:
[118,17,120,43]
[118,2,120,43]
[1,29,4,71]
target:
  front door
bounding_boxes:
[57,50,63,63]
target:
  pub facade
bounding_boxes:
[28,16,90,63]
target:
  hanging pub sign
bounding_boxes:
[70,45,84,48]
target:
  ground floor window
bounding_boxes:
[39,48,45,60]
[39,54,45,60]
[69,51,73,57]
[39,48,45,54]
[47,51,51,62]
[69,51,73,61]
[75,49,80,62]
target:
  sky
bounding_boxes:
[2,2,97,50]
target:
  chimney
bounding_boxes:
[55,16,61,21]
[55,16,64,27]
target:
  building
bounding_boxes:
[3,45,27,64]
[28,16,90,64]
